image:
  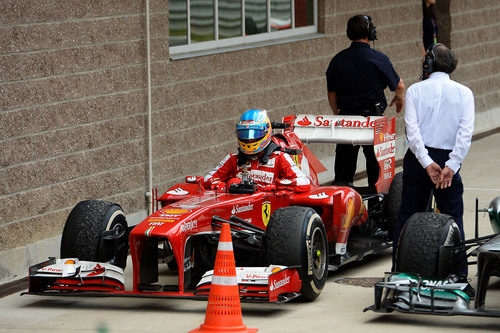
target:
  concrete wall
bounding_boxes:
[1,0,499,283]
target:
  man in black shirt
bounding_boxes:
[326,14,405,190]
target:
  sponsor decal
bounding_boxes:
[167,188,189,196]
[87,264,105,277]
[163,209,190,214]
[41,267,62,273]
[279,179,293,185]
[148,221,165,226]
[149,218,176,222]
[231,203,254,215]
[292,154,300,168]
[269,274,291,291]
[186,176,197,182]
[262,201,271,226]
[297,115,376,128]
[297,116,312,126]
[249,169,274,184]
[157,212,184,218]
[243,273,267,280]
[383,133,396,141]
[181,220,198,232]
[384,171,393,180]
[384,159,392,170]
[402,275,466,291]
[375,141,396,159]
[145,226,155,237]
[309,192,329,199]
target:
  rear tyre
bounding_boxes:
[396,212,461,279]
[264,206,328,301]
[60,200,128,269]
[384,171,403,236]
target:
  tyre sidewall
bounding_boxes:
[60,200,128,268]
[99,204,127,267]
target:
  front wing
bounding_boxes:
[24,258,301,304]
[364,272,500,317]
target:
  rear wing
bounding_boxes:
[282,115,396,193]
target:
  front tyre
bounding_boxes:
[264,206,328,301]
[396,212,461,279]
[60,200,129,269]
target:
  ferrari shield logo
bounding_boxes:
[262,201,271,226]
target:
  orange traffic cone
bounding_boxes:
[190,223,258,333]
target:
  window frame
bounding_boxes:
[169,0,318,56]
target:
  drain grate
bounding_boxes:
[334,277,382,288]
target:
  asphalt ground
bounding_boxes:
[0,132,499,333]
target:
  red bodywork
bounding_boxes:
[27,115,395,302]
[128,115,395,296]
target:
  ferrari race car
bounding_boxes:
[26,114,400,303]
[365,196,500,317]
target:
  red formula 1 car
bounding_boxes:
[26,114,400,303]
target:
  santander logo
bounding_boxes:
[231,203,254,214]
[296,115,376,128]
[297,116,312,126]
[270,274,290,291]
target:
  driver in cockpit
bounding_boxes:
[203,109,310,193]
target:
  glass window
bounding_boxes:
[169,0,188,46]
[246,0,267,35]
[169,0,317,54]
[191,0,215,43]
[219,0,242,39]
[295,0,314,28]
[270,0,291,31]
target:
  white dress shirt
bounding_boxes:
[405,72,475,173]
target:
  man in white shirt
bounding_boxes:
[393,44,475,276]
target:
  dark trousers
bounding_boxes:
[393,148,466,275]
[334,144,379,188]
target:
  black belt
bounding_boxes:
[425,146,452,153]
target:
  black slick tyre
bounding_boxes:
[385,171,403,236]
[396,212,461,279]
[60,200,129,269]
[264,206,328,301]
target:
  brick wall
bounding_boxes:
[0,0,169,252]
[448,0,500,122]
[0,0,498,261]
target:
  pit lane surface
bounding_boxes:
[1,133,499,333]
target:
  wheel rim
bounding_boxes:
[311,226,327,279]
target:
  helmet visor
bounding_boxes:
[236,128,267,141]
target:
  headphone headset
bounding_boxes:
[363,15,377,41]
[422,42,443,79]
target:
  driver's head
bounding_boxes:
[236,109,272,155]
